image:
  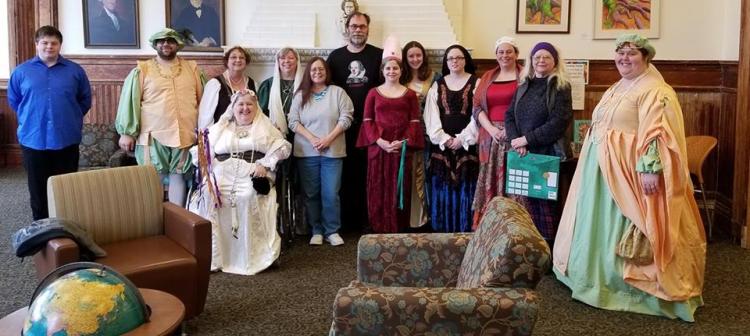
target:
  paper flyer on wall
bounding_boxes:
[564,60,589,110]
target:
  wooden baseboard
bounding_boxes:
[0,144,21,167]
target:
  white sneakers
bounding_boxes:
[309,234,323,245]
[310,233,344,246]
[326,233,344,246]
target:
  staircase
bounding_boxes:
[359,0,457,48]
[240,1,318,48]
[238,0,457,49]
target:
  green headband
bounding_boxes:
[615,33,655,62]
[148,28,185,50]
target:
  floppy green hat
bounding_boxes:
[615,33,655,62]
[148,28,185,50]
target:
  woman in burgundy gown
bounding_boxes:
[356,38,424,233]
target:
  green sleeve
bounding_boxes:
[256,78,273,116]
[115,68,142,137]
[199,70,208,87]
[636,139,663,174]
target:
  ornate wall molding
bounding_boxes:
[245,47,447,65]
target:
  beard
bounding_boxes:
[348,33,368,48]
[157,48,177,61]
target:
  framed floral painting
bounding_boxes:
[594,0,660,39]
[516,0,571,34]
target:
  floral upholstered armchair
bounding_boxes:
[330,197,551,336]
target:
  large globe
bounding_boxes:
[23,264,148,336]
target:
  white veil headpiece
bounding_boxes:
[269,47,304,135]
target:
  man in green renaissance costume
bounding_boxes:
[116,28,205,206]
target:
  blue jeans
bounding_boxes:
[297,156,343,237]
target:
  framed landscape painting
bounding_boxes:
[83,0,139,48]
[516,0,571,34]
[594,0,660,39]
[166,0,225,51]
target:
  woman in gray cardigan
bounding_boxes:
[288,57,354,246]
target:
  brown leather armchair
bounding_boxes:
[33,165,211,319]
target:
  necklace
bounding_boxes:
[312,86,329,102]
[152,58,182,79]
[589,72,647,144]
[223,71,246,96]
[281,80,294,108]
[228,123,254,238]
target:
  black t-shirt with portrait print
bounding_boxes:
[326,44,383,124]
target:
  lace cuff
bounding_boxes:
[257,143,291,171]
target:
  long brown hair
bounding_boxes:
[401,41,432,83]
[295,57,332,108]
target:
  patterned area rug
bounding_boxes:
[0,168,748,335]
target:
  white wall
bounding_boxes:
[58,0,334,56]
[0,0,9,78]
[723,0,742,60]
[461,0,741,60]
[47,0,748,61]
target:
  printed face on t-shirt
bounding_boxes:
[346,60,368,85]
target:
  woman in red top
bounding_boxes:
[357,37,425,233]
[471,36,523,229]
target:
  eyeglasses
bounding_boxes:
[446,56,466,63]
[348,24,368,31]
[532,55,553,62]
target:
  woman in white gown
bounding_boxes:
[189,89,291,275]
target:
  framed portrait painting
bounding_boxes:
[166,0,225,51]
[594,0,660,39]
[516,0,571,34]
[83,0,140,48]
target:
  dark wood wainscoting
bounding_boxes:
[0,57,741,232]
[475,59,738,232]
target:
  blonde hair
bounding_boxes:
[521,47,570,91]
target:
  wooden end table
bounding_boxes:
[0,288,185,336]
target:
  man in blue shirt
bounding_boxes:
[8,26,92,220]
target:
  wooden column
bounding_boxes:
[7,0,37,68]
[35,0,58,28]
[7,0,58,69]
[739,0,750,248]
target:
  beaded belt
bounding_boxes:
[215,151,265,163]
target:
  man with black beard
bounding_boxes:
[327,12,383,232]
[115,28,204,206]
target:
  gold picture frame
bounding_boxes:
[166,0,225,51]
[83,0,140,48]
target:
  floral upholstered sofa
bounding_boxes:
[330,197,551,336]
[78,124,136,168]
